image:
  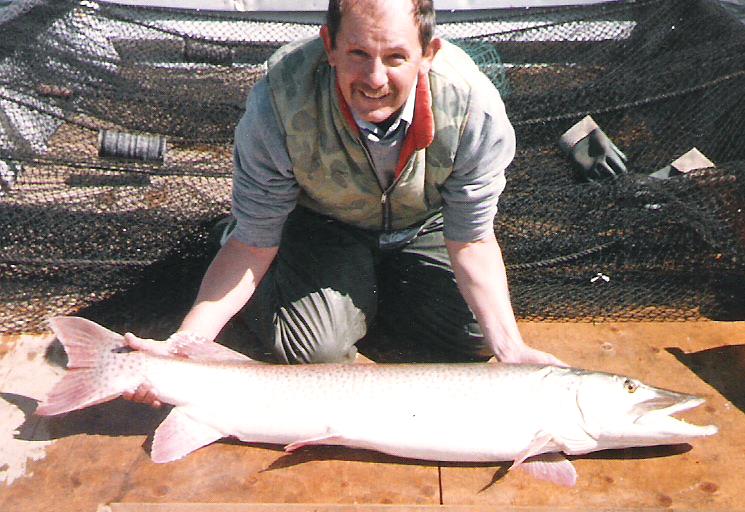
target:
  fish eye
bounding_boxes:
[623,378,638,393]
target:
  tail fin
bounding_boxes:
[36,317,142,416]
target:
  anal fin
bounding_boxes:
[151,408,224,463]
[509,432,553,470]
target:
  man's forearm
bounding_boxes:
[445,234,524,359]
[179,238,278,341]
[447,235,566,366]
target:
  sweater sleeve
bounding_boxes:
[230,79,299,247]
[440,86,515,243]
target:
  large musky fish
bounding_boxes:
[36,317,717,487]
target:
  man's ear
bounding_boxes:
[320,25,336,66]
[420,37,442,74]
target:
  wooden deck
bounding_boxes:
[1,321,744,511]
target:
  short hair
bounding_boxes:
[326,0,436,53]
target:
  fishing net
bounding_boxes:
[1,0,744,334]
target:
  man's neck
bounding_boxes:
[375,111,402,133]
[352,79,418,140]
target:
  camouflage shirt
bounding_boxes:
[230,38,515,247]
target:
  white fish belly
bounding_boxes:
[145,360,558,462]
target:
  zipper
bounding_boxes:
[381,165,409,233]
[380,191,390,231]
[356,137,393,231]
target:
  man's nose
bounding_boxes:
[364,57,388,89]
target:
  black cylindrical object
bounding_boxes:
[98,130,166,163]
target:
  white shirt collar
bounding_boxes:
[352,76,417,141]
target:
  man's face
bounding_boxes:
[322,0,438,126]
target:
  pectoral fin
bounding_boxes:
[151,408,224,463]
[509,432,553,470]
[519,453,578,487]
[508,432,578,486]
[284,431,346,453]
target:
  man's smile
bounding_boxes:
[358,89,389,100]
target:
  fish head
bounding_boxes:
[574,371,718,452]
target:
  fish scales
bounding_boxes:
[141,356,560,461]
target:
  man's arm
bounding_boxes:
[446,234,565,366]
[124,78,293,405]
[179,238,278,341]
[440,62,564,365]
[123,239,277,407]
[180,77,295,340]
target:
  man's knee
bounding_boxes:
[272,333,358,364]
[268,291,369,364]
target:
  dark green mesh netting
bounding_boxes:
[1,0,744,334]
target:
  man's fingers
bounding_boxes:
[124,332,156,351]
[525,347,569,368]
[122,385,162,409]
[520,347,568,367]
[124,332,143,349]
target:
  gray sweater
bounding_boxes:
[230,76,515,247]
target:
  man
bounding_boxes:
[127,0,563,404]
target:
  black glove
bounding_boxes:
[559,115,628,182]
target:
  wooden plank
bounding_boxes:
[439,322,745,510]
[104,504,729,512]
[1,322,743,511]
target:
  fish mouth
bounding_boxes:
[633,389,718,437]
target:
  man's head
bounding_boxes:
[321,0,441,126]
[325,0,436,53]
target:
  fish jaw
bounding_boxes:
[577,375,718,453]
[631,392,719,441]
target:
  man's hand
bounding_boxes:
[122,384,162,409]
[491,343,568,367]
[121,333,162,408]
[446,236,568,369]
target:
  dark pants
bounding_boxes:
[239,207,489,364]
